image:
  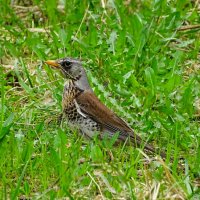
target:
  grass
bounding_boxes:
[0,0,200,199]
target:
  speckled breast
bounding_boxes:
[62,81,101,138]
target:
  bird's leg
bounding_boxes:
[57,113,63,125]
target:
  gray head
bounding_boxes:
[45,57,84,80]
[45,57,92,91]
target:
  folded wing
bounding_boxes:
[76,90,156,152]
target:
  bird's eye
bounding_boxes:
[63,60,71,68]
[65,61,70,65]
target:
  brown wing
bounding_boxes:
[76,90,143,145]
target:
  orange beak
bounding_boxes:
[45,60,60,68]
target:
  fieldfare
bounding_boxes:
[45,58,165,157]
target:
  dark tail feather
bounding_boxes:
[130,133,167,159]
[143,142,167,159]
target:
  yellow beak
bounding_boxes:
[45,60,60,68]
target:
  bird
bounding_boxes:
[45,58,166,158]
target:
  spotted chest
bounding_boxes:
[62,81,101,138]
[62,81,81,122]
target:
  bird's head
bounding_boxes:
[45,58,83,80]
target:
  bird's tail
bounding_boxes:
[143,142,166,159]
[130,134,167,159]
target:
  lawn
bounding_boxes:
[0,0,200,199]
